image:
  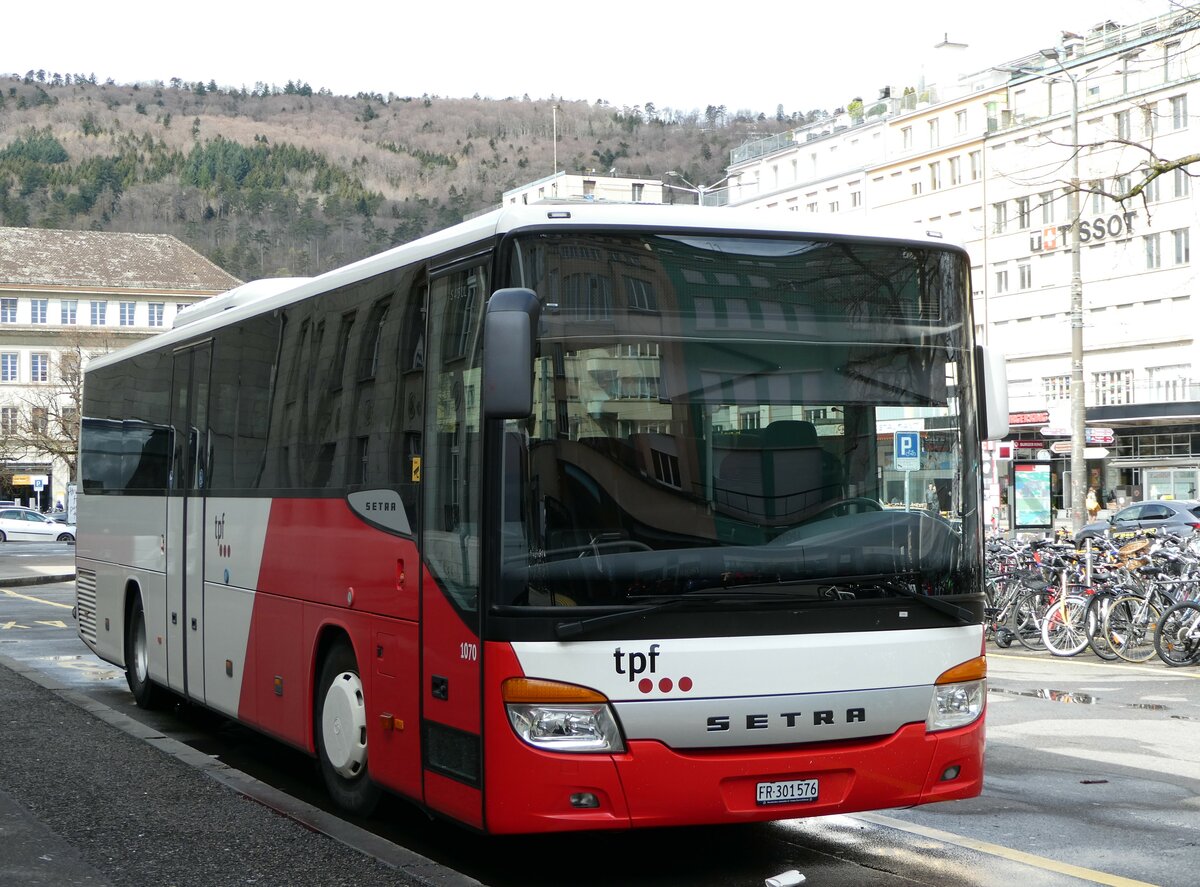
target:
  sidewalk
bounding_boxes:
[0,567,480,887]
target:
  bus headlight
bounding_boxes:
[926,656,986,732]
[503,678,625,753]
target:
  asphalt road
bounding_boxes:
[3,549,1199,886]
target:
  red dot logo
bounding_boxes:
[658,677,673,693]
[638,678,653,693]
[679,676,693,692]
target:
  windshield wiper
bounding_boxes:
[848,575,975,624]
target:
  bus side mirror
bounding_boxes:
[482,288,541,419]
[976,345,1009,441]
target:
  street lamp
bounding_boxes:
[663,171,733,207]
[1039,46,1086,535]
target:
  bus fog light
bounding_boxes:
[940,765,961,781]
[569,792,600,808]
[506,703,625,753]
[927,679,985,731]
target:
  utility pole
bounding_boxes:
[1041,46,1086,534]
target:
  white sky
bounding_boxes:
[9,0,1182,115]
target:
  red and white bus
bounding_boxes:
[76,203,1007,834]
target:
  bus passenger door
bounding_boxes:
[420,262,486,828]
[166,342,212,703]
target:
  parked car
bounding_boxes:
[1075,499,1200,546]
[0,506,76,543]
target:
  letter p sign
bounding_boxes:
[894,431,920,471]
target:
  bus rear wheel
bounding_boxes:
[316,640,381,816]
[125,596,164,708]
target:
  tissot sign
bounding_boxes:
[1030,210,1138,252]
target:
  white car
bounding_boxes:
[0,506,76,543]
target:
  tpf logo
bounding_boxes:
[613,644,693,695]
[214,513,231,558]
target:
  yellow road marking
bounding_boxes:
[855,812,1159,886]
[1,588,73,609]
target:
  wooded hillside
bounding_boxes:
[0,74,810,281]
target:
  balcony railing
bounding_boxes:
[1006,378,1200,413]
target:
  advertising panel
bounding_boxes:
[1013,462,1053,529]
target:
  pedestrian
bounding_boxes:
[1086,487,1099,521]
[925,482,938,512]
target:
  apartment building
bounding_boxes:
[724,9,1200,513]
[0,227,239,508]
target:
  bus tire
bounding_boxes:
[316,640,381,816]
[125,596,164,709]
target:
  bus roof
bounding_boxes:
[85,203,964,373]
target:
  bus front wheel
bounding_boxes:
[316,640,381,816]
[125,596,163,709]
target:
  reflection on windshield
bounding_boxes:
[498,232,980,609]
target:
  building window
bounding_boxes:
[1171,94,1188,129]
[948,156,961,186]
[119,302,136,326]
[1092,369,1134,406]
[928,118,939,147]
[1174,228,1190,265]
[1144,173,1160,203]
[1142,103,1157,137]
[902,126,912,149]
[631,183,644,201]
[1114,110,1131,140]
[1175,168,1191,198]
[851,190,862,207]
[992,202,1008,234]
[928,162,941,191]
[30,353,49,383]
[31,407,47,435]
[1018,263,1032,289]
[828,200,839,212]
[625,278,658,312]
[969,151,981,181]
[0,406,16,435]
[0,299,16,323]
[955,109,967,134]
[1043,374,1070,401]
[1091,180,1107,214]
[1016,197,1031,229]
[148,303,165,327]
[0,353,18,382]
[807,202,818,213]
[1146,233,1162,269]
[995,268,1009,294]
[1040,191,1055,224]
[60,300,77,325]
[1165,42,1182,82]
[90,301,107,325]
[30,299,47,324]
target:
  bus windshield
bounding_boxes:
[497,230,982,610]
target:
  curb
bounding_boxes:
[1,572,76,587]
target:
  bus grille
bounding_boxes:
[75,569,97,645]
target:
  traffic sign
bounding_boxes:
[1085,427,1114,444]
[894,431,920,471]
[1047,441,1110,458]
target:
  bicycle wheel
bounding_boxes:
[1086,592,1119,661]
[1009,588,1050,651]
[1154,601,1200,667]
[1042,595,1091,657]
[1104,595,1162,663]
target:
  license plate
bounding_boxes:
[756,778,819,805]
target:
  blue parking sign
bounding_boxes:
[894,431,920,471]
